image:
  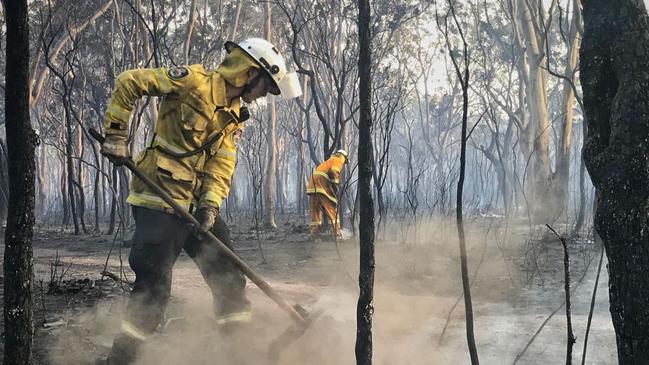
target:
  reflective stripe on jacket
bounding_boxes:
[306,154,345,203]
[103,62,248,211]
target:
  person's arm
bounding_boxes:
[197,125,242,209]
[328,156,344,184]
[103,66,197,137]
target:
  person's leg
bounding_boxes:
[321,197,341,238]
[308,194,323,236]
[184,213,250,325]
[107,207,190,364]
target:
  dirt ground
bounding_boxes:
[0,215,616,365]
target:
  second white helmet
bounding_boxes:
[225,38,302,99]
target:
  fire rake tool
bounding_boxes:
[90,128,322,355]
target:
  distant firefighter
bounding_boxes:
[306,149,348,238]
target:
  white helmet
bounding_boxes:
[225,38,302,99]
[335,149,348,158]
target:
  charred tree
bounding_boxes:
[437,1,480,363]
[107,165,118,235]
[64,98,80,234]
[263,1,277,228]
[581,0,649,363]
[355,0,375,363]
[0,140,9,222]
[3,0,37,363]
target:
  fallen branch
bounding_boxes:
[100,270,134,286]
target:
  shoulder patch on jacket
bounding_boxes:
[168,66,189,80]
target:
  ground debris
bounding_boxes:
[101,270,134,286]
[291,224,309,234]
[47,277,126,298]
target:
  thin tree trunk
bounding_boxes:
[119,167,130,226]
[75,113,88,234]
[34,146,43,217]
[572,151,587,235]
[297,76,310,215]
[554,0,582,220]
[355,0,375,363]
[183,0,197,64]
[74,178,89,234]
[516,0,553,222]
[276,144,286,215]
[227,0,243,41]
[60,147,70,226]
[94,164,101,232]
[100,155,106,217]
[136,0,158,130]
[339,122,348,229]
[263,2,277,228]
[439,2,480,362]
[296,133,305,215]
[64,102,80,235]
[455,42,480,365]
[4,1,36,362]
[107,165,118,235]
[0,140,10,222]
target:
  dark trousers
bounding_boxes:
[109,206,248,363]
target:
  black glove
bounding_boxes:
[238,106,250,122]
[100,134,130,166]
[194,206,219,234]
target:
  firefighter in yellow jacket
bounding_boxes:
[98,38,301,365]
[306,150,348,238]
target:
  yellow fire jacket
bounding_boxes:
[306,154,346,204]
[103,63,248,213]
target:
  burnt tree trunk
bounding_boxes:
[355,0,375,363]
[572,144,588,235]
[4,0,37,363]
[59,146,70,225]
[119,167,131,226]
[442,2,480,363]
[93,155,101,233]
[263,1,277,229]
[0,140,10,222]
[107,165,118,235]
[580,1,649,363]
[65,104,80,235]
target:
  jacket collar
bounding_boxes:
[211,72,242,120]
[211,72,228,107]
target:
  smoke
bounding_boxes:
[45,217,616,365]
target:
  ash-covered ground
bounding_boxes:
[0,215,615,364]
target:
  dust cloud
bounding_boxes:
[46,217,615,364]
